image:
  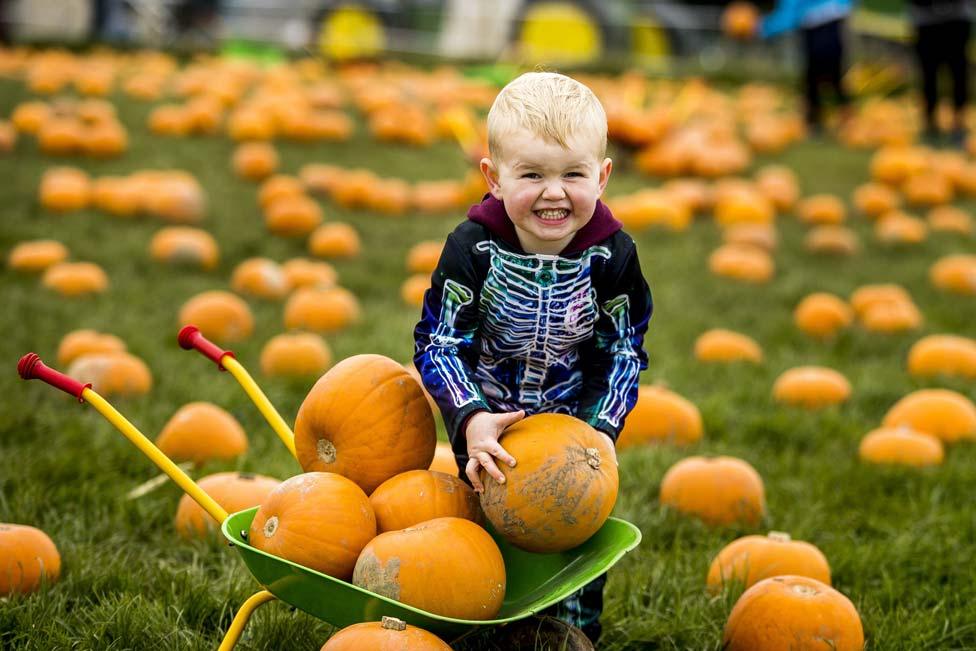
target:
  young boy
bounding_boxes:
[413,71,652,643]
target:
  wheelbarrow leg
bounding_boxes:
[217,590,276,651]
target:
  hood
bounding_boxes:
[466,195,622,255]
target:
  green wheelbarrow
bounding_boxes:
[17,329,642,648]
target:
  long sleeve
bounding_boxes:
[413,227,490,454]
[575,241,652,441]
[761,0,803,38]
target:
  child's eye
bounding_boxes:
[521,173,541,179]
[565,172,585,178]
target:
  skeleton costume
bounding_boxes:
[414,195,652,469]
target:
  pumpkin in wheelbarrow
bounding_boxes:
[322,617,451,650]
[479,414,618,553]
[294,354,436,494]
[250,472,375,581]
[369,470,482,533]
[353,517,505,619]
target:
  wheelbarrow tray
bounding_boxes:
[223,508,641,640]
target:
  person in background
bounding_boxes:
[759,0,855,134]
[909,0,973,146]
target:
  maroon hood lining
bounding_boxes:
[466,195,622,255]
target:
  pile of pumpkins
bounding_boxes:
[174,354,618,643]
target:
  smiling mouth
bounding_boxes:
[534,208,570,222]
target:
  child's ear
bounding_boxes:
[480,158,503,199]
[597,157,613,197]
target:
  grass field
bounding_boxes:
[1,72,975,650]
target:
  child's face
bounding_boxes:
[480,127,612,255]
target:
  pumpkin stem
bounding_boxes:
[381,616,407,631]
[316,438,337,464]
[263,515,279,539]
[585,447,601,469]
[767,531,792,542]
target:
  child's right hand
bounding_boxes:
[465,410,524,492]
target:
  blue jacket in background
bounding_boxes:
[761,0,854,38]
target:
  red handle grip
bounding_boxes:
[18,353,91,402]
[177,325,234,371]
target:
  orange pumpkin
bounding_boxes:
[309,223,361,259]
[227,109,275,141]
[870,145,928,185]
[299,163,344,196]
[429,441,457,475]
[875,211,928,245]
[142,173,207,223]
[707,531,831,592]
[721,224,778,252]
[907,334,976,379]
[370,470,482,533]
[66,352,152,397]
[331,169,377,209]
[294,354,436,494]
[11,101,52,134]
[713,190,775,226]
[321,617,451,651]
[156,402,248,464]
[39,166,90,212]
[148,104,191,136]
[284,287,360,333]
[175,472,280,538]
[231,258,290,300]
[853,182,900,218]
[860,300,922,333]
[722,1,759,39]
[265,195,323,237]
[91,176,142,218]
[232,141,279,181]
[37,117,83,155]
[903,171,953,207]
[0,120,17,153]
[281,258,337,289]
[82,121,128,157]
[480,414,618,553]
[400,274,430,307]
[722,576,864,651]
[406,241,445,273]
[929,254,976,295]
[367,178,412,215]
[8,240,68,273]
[754,166,799,211]
[617,385,703,448]
[57,329,126,366]
[772,366,851,409]
[882,389,976,443]
[42,262,109,296]
[849,283,912,317]
[804,225,860,256]
[178,290,254,343]
[149,227,219,270]
[250,472,375,580]
[858,427,944,467]
[0,524,61,596]
[353,517,505,619]
[708,244,774,283]
[926,205,972,235]
[260,333,333,377]
[258,175,305,210]
[793,293,853,339]
[411,180,464,214]
[694,329,763,363]
[659,456,766,526]
[796,194,846,225]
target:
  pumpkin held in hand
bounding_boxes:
[353,517,505,619]
[294,354,436,494]
[479,413,618,553]
[250,472,375,581]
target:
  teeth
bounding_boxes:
[536,209,569,221]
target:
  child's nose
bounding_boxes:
[542,180,567,200]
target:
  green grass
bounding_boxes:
[1,74,975,650]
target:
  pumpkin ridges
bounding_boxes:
[370,470,482,532]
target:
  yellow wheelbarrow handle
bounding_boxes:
[178,326,297,460]
[17,353,228,524]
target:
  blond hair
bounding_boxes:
[487,72,607,159]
